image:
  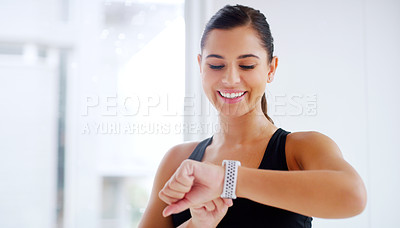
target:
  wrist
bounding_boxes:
[217,165,225,197]
[236,166,244,198]
[187,219,197,228]
[178,218,198,228]
[189,217,216,228]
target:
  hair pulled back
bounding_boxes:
[200,4,274,124]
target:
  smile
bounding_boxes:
[218,91,246,98]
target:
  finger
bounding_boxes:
[192,202,208,209]
[174,165,195,188]
[162,198,192,217]
[214,198,231,215]
[163,190,185,200]
[158,190,179,205]
[169,175,193,193]
[222,198,233,207]
[213,197,225,210]
[158,177,189,204]
[192,204,205,210]
[203,200,216,212]
[162,183,186,199]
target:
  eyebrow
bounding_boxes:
[238,54,259,59]
[206,54,224,59]
[205,54,260,59]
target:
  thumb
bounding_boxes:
[162,198,192,217]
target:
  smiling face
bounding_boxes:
[198,25,277,118]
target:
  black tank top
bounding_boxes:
[172,128,313,227]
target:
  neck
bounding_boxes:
[215,107,276,145]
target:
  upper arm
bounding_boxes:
[138,141,199,228]
[286,131,355,173]
[285,131,367,215]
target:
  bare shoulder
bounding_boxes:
[154,140,201,192]
[286,131,341,154]
[161,141,200,171]
[286,131,344,170]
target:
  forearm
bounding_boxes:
[178,219,215,228]
[236,167,366,218]
[178,219,191,228]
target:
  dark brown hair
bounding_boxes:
[200,4,274,123]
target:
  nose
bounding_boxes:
[222,66,241,85]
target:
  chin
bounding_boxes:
[217,106,248,117]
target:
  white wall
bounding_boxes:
[0,1,63,227]
[191,0,400,227]
[1,0,187,227]
[365,0,400,227]
[0,55,59,228]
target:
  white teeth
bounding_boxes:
[220,91,245,99]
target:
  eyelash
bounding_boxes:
[240,65,255,70]
[209,64,224,70]
[208,64,256,70]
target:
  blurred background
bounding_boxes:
[0,0,398,227]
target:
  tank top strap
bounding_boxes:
[258,128,291,171]
[188,136,213,161]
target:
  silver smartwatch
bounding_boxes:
[220,160,241,199]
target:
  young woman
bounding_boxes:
[139,4,367,228]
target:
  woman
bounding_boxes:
[139,4,367,228]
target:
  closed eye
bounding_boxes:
[209,64,225,70]
[239,65,255,70]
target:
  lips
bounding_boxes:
[218,91,246,98]
[217,90,247,103]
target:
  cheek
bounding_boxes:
[202,71,219,89]
[201,75,216,100]
[245,71,268,89]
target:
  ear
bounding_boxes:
[197,54,202,73]
[267,56,278,83]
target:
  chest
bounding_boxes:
[201,141,269,168]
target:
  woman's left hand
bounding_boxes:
[188,197,233,228]
[158,159,225,217]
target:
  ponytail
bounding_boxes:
[261,93,274,124]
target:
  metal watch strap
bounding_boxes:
[220,160,241,199]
